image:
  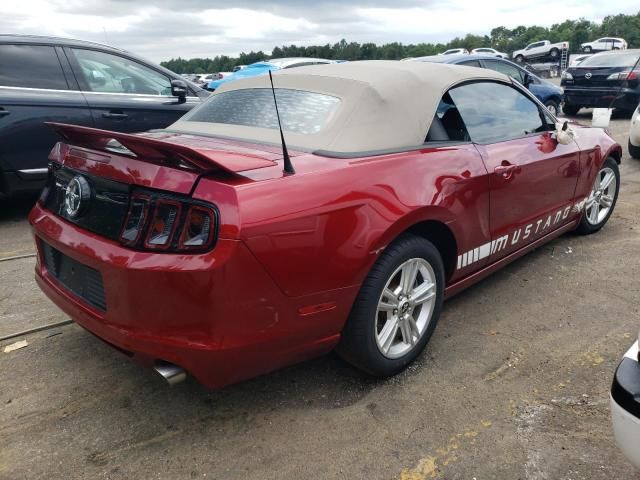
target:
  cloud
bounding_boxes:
[0,1,636,62]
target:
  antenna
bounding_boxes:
[268,70,295,176]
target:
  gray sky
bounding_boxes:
[2,0,637,62]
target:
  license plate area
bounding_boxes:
[41,242,107,312]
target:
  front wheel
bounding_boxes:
[515,54,524,63]
[583,46,593,53]
[629,139,640,159]
[550,48,559,58]
[337,234,444,377]
[544,100,559,116]
[575,157,620,235]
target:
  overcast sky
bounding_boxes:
[2,1,637,62]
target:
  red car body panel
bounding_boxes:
[29,122,621,389]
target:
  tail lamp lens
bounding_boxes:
[119,190,217,253]
[180,206,215,249]
[120,195,149,244]
[145,201,181,248]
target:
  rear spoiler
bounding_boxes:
[46,122,277,173]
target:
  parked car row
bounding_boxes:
[4,36,639,197]
[435,37,628,64]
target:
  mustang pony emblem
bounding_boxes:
[64,176,90,218]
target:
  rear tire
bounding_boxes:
[575,157,620,235]
[550,48,559,59]
[563,104,581,116]
[337,234,444,377]
[629,139,640,159]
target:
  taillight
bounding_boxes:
[120,194,150,245]
[179,206,216,250]
[144,200,181,249]
[607,70,639,81]
[119,190,218,253]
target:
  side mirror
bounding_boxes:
[171,79,188,102]
[554,121,577,145]
[523,73,532,88]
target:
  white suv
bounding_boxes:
[581,37,627,53]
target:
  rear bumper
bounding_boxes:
[563,88,640,110]
[610,341,640,468]
[29,203,350,389]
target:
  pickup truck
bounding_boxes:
[512,40,569,64]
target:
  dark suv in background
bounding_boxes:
[0,35,207,196]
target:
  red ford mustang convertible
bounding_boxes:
[29,61,621,388]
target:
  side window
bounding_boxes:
[448,82,546,144]
[484,60,524,83]
[70,48,172,96]
[0,44,69,90]
[425,92,470,142]
[459,60,482,68]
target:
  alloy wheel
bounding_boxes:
[374,258,437,359]
[585,166,617,226]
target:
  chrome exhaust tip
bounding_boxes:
[154,361,187,386]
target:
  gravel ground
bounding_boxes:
[0,112,639,480]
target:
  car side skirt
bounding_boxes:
[444,219,579,299]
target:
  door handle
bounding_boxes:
[0,108,10,117]
[102,111,128,119]
[494,164,518,179]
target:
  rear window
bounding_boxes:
[0,44,69,90]
[579,52,640,67]
[184,88,340,135]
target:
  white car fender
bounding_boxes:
[630,106,640,147]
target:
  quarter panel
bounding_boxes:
[239,144,490,296]
[572,127,621,201]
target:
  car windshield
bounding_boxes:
[183,88,341,135]
[579,52,640,67]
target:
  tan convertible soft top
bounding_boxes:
[169,60,508,154]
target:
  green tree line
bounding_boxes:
[161,11,640,73]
